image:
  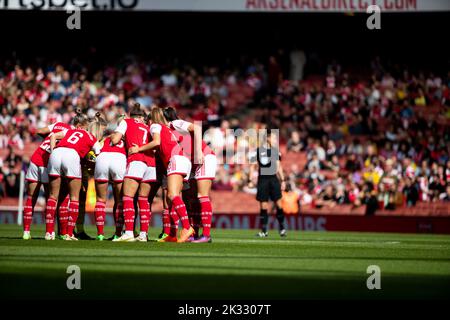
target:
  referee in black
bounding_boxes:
[250,129,287,237]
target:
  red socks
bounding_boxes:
[114,201,124,236]
[138,196,151,233]
[45,197,57,234]
[94,201,106,235]
[162,208,170,235]
[171,196,190,230]
[123,196,135,232]
[169,207,179,237]
[199,196,213,237]
[23,196,33,232]
[67,200,79,236]
[59,195,70,235]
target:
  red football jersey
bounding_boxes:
[100,137,127,155]
[30,122,72,167]
[115,118,155,166]
[150,123,183,168]
[56,129,97,158]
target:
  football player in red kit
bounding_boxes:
[163,107,217,243]
[110,103,157,242]
[45,111,103,240]
[23,120,73,240]
[94,117,127,241]
[129,107,194,243]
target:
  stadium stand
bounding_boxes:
[1,54,449,216]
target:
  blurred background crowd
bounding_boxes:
[1,50,449,214]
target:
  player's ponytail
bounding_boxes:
[88,121,104,141]
[93,112,107,126]
[130,103,145,119]
[73,108,89,128]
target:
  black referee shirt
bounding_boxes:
[255,145,281,178]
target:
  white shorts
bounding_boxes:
[167,155,192,181]
[26,162,49,184]
[194,154,217,180]
[94,152,127,183]
[48,147,81,179]
[125,161,157,183]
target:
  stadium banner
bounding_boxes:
[1,210,450,234]
[0,0,449,12]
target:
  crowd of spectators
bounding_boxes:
[214,57,450,214]
[1,54,449,215]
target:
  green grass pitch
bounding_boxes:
[1,224,449,299]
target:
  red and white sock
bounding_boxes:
[23,196,33,232]
[123,196,135,235]
[199,196,213,237]
[114,201,124,235]
[172,196,190,230]
[169,207,179,237]
[67,200,79,236]
[59,195,70,235]
[94,200,106,235]
[45,197,58,234]
[138,196,151,234]
[162,208,170,235]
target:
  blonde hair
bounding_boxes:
[88,121,105,141]
[150,106,168,126]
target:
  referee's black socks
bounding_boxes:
[260,209,268,233]
[276,207,286,230]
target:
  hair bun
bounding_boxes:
[75,108,83,115]
[95,112,101,118]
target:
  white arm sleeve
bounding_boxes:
[171,119,192,135]
[150,123,162,136]
[47,123,56,131]
[114,120,127,135]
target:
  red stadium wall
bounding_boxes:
[1,211,450,234]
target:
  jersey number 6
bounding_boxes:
[67,132,84,145]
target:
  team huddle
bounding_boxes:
[22,103,217,243]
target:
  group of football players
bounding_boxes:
[22,103,217,243]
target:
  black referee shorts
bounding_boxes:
[256,176,282,202]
